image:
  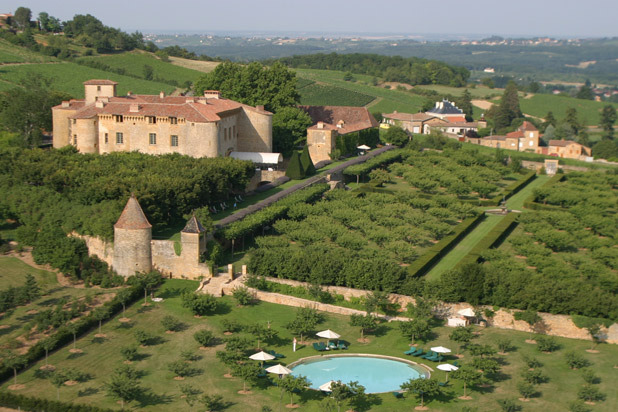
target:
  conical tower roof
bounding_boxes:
[182,214,206,234]
[114,195,152,230]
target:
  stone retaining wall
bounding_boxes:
[254,276,618,344]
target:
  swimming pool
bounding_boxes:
[289,354,430,393]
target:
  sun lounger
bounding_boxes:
[421,351,436,359]
[268,350,285,359]
[328,342,338,350]
[404,347,417,355]
[337,342,347,350]
[392,391,404,399]
[412,348,424,357]
[313,343,325,351]
[452,361,459,367]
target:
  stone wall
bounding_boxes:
[521,160,589,173]
[259,276,618,344]
[246,169,286,191]
[71,232,113,266]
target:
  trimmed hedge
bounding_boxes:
[343,149,403,177]
[0,391,115,412]
[406,212,485,278]
[0,282,146,384]
[335,128,380,156]
[462,170,537,207]
[455,213,519,268]
[523,174,566,210]
[221,183,330,240]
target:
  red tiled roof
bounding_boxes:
[506,130,524,138]
[383,112,435,122]
[63,94,270,123]
[83,79,118,85]
[520,121,538,132]
[307,122,338,131]
[549,140,577,147]
[114,195,151,230]
[439,122,478,128]
[299,105,378,135]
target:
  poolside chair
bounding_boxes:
[392,391,404,399]
[421,351,436,360]
[404,347,417,355]
[438,381,448,387]
[452,361,460,367]
[412,348,424,357]
[268,349,285,359]
[337,342,347,350]
[257,368,267,378]
[313,342,325,351]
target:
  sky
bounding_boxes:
[4,0,618,38]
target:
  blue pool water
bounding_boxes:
[290,355,428,393]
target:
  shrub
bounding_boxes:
[120,346,139,362]
[536,336,560,352]
[134,330,156,346]
[522,354,542,369]
[285,151,305,180]
[232,286,253,306]
[181,292,218,316]
[497,398,521,412]
[221,319,242,334]
[161,315,183,332]
[581,369,599,385]
[521,369,548,385]
[565,351,591,369]
[577,384,604,403]
[194,329,216,347]
[516,381,536,400]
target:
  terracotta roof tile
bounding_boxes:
[549,140,577,147]
[114,195,151,230]
[299,105,378,135]
[83,79,118,85]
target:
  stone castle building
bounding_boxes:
[83,195,211,279]
[52,80,273,158]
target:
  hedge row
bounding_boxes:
[335,128,380,156]
[343,149,403,177]
[0,391,115,412]
[221,183,330,240]
[461,170,536,207]
[522,174,566,210]
[455,213,520,268]
[406,212,485,278]
[0,283,144,384]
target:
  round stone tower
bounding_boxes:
[112,195,152,277]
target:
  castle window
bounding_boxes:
[233,125,236,138]
[149,133,157,145]
[73,135,77,145]
[171,135,179,147]
[169,117,178,125]
[97,86,101,91]
[114,115,123,123]
[104,133,108,144]
[116,132,124,144]
[147,116,157,124]
[72,119,76,124]
[224,128,228,140]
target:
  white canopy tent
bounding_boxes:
[229,151,283,167]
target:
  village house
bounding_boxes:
[300,105,378,163]
[466,121,540,151]
[540,140,592,159]
[381,112,442,134]
[53,80,274,159]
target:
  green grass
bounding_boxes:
[78,51,204,85]
[295,68,427,113]
[425,175,551,279]
[299,83,375,106]
[0,256,57,290]
[520,94,618,126]
[0,62,176,97]
[4,278,617,411]
[0,39,56,64]
[414,84,502,99]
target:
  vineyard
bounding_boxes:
[298,82,375,107]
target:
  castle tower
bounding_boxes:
[112,195,152,277]
[180,214,207,262]
[84,79,117,104]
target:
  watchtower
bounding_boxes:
[112,195,152,277]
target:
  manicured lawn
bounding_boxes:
[0,256,57,290]
[520,94,618,126]
[425,175,551,279]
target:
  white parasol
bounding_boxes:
[357,145,371,150]
[316,329,341,340]
[265,364,292,375]
[431,346,452,354]
[437,363,458,382]
[319,380,336,392]
[249,351,276,361]
[457,308,475,317]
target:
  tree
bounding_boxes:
[299,144,316,176]
[494,81,522,131]
[364,290,389,316]
[279,374,309,406]
[233,361,262,392]
[0,75,72,147]
[201,393,224,412]
[216,349,244,377]
[116,289,132,318]
[599,105,616,140]
[514,309,542,341]
[521,369,548,385]
[286,306,321,343]
[129,271,161,304]
[350,314,377,341]
[399,318,430,344]
[564,107,582,136]
[134,329,156,346]
[272,107,312,156]
[38,12,62,33]
[577,384,604,403]
[181,292,218,316]
[179,384,202,411]
[576,84,594,100]
[105,365,143,409]
[369,169,390,186]
[329,381,352,412]
[401,377,441,408]
[143,65,154,81]
[496,337,514,354]
[585,323,602,350]
[565,351,590,369]
[13,7,31,29]
[194,61,299,112]
[93,306,110,334]
[285,150,305,180]
[42,337,58,366]
[246,323,277,349]
[517,381,536,400]
[194,329,216,348]
[49,370,67,400]
[3,351,27,385]
[541,111,557,132]
[451,365,483,398]
[468,344,497,358]
[536,336,559,352]
[66,322,79,349]
[581,369,599,385]
[381,125,409,146]
[497,398,522,412]
[23,274,40,301]
[120,346,139,362]
[458,89,474,121]
[449,326,474,355]
[161,315,183,332]
[168,360,192,378]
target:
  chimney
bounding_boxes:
[95,100,105,108]
[185,97,195,103]
[337,120,345,128]
[203,90,221,99]
[61,101,70,108]
[129,103,140,113]
[159,91,165,99]
[127,91,133,97]
[317,121,324,129]
[256,105,265,111]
